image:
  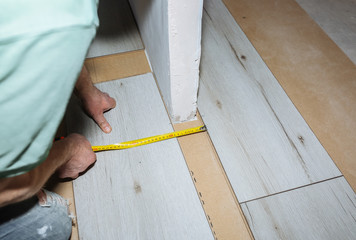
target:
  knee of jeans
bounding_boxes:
[38,189,68,208]
[36,190,72,239]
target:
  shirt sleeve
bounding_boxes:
[0,0,98,178]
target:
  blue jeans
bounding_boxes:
[0,190,72,240]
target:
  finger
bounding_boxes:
[103,93,117,111]
[93,113,112,133]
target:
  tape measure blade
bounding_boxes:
[92,125,207,152]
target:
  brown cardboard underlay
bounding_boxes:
[173,113,253,240]
[222,0,356,191]
[85,50,151,84]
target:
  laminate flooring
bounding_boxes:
[87,0,143,58]
[295,0,356,65]
[221,0,356,192]
[198,0,356,238]
[242,177,356,240]
[66,73,213,239]
[199,0,341,203]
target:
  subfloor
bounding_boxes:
[51,0,356,239]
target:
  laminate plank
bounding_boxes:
[87,0,143,58]
[66,73,213,239]
[221,0,356,191]
[198,0,341,202]
[295,0,356,65]
[241,177,356,240]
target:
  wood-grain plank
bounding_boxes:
[173,113,253,240]
[221,0,356,192]
[242,177,356,239]
[66,73,213,239]
[295,0,356,64]
[85,50,151,84]
[87,0,143,58]
[198,0,341,202]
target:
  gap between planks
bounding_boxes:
[173,112,254,240]
[147,67,254,239]
[240,175,344,204]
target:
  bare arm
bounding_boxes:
[0,66,114,207]
[0,134,96,207]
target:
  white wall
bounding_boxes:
[129,0,203,122]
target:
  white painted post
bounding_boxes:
[128,0,203,122]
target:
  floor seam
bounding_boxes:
[240,175,344,204]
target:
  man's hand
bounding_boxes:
[75,65,116,133]
[80,87,116,133]
[0,133,95,206]
[57,133,96,179]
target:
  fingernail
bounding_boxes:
[104,126,111,133]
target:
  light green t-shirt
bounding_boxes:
[0,0,99,178]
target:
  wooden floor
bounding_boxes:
[66,74,212,239]
[199,0,356,238]
[200,0,341,202]
[86,0,143,58]
[222,0,356,193]
[57,0,356,239]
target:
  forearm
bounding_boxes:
[0,140,71,207]
[75,65,95,99]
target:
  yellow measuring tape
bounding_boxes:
[92,125,206,152]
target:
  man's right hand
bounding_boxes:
[57,133,96,179]
[0,133,96,207]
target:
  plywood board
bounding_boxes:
[198,0,341,202]
[84,50,151,84]
[173,113,253,240]
[87,0,143,58]
[222,0,356,191]
[242,177,356,239]
[295,0,356,64]
[66,73,213,239]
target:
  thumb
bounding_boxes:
[93,113,112,133]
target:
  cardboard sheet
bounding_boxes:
[85,50,151,84]
[173,113,253,240]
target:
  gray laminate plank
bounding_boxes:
[241,177,356,240]
[198,0,341,202]
[66,73,213,239]
[296,0,356,65]
[87,0,143,58]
